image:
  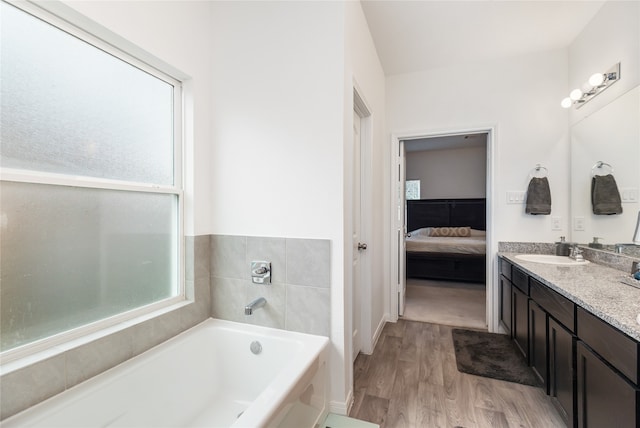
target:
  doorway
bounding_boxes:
[391,128,496,332]
[403,134,487,329]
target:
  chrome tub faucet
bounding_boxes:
[245,297,266,315]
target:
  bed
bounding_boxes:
[405,198,486,283]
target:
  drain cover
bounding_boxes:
[250,341,262,355]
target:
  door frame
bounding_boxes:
[388,125,499,332]
[352,88,373,357]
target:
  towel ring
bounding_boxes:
[591,161,614,176]
[529,164,548,179]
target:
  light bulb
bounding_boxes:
[589,73,605,87]
[570,88,583,101]
[561,97,572,108]
[581,82,594,93]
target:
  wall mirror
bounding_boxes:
[570,85,640,253]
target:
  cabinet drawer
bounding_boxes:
[577,307,639,385]
[500,258,512,280]
[512,267,529,295]
[530,278,575,333]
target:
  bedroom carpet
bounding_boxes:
[452,328,542,387]
[402,279,485,329]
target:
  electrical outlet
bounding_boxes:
[574,216,585,231]
[507,191,526,204]
[621,187,639,203]
[551,216,562,231]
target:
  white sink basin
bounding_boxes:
[515,254,590,265]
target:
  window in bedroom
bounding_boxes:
[406,180,421,200]
[0,1,184,356]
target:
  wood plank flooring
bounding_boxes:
[350,320,565,428]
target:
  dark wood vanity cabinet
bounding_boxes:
[548,317,575,428]
[576,341,638,428]
[499,258,512,334]
[499,275,512,334]
[576,307,639,428]
[511,267,529,361]
[528,300,548,390]
[528,276,577,427]
[500,256,640,428]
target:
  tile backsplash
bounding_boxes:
[210,234,331,336]
[498,241,640,273]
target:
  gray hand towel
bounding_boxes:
[591,174,622,215]
[525,177,551,215]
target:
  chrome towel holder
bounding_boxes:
[529,164,548,179]
[591,161,614,176]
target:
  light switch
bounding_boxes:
[574,216,585,231]
[551,216,562,231]
[507,191,526,204]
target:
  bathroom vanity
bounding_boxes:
[498,254,640,428]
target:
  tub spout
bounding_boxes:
[245,297,266,315]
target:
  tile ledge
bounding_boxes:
[0,300,192,376]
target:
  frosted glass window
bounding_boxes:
[0,3,182,354]
[0,2,174,184]
[1,182,178,351]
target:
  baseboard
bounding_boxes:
[329,389,353,416]
[368,315,387,353]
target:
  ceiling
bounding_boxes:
[360,0,606,76]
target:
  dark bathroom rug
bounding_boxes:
[451,328,541,387]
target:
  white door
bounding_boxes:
[352,110,363,360]
[397,141,407,316]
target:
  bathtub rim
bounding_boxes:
[1,317,330,428]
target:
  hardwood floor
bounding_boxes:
[350,320,565,428]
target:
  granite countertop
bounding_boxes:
[499,252,640,342]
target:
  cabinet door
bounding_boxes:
[512,286,529,361]
[549,318,574,428]
[577,341,638,428]
[499,275,512,334]
[529,300,548,391]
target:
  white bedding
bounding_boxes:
[406,228,486,255]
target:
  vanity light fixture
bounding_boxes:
[561,62,620,109]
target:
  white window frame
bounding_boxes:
[406,179,421,200]
[0,0,186,363]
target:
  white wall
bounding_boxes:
[209,2,344,240]
[568,1,640,125]
[387,49,571,244]
[208,1,352,411]
[406,146,487,199]
[63,0,214,237]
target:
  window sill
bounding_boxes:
[0,299,193,376]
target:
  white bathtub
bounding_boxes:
[2,319,330,428]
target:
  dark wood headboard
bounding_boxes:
[406,198,486,232]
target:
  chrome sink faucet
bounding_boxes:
[569,244,584,262]
[245,297,266,315]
